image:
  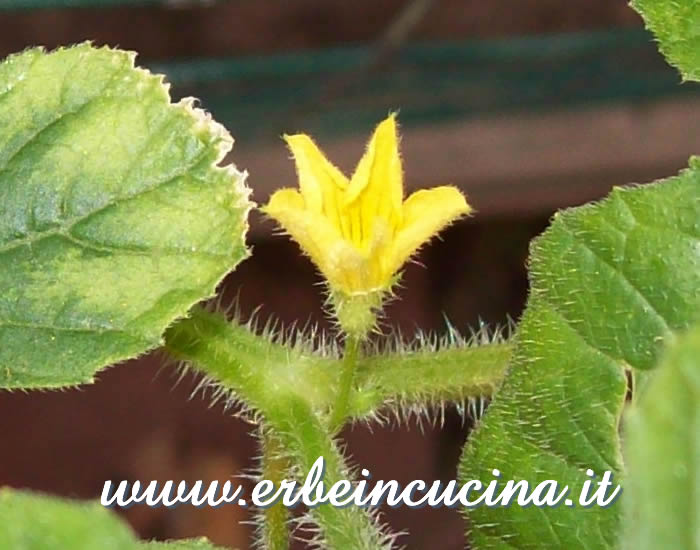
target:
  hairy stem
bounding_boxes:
[351,342,512,416]
[163,307,512,422]
[267,396,394,550]
[164,308,393,549]
[162,307,336,412]
[258,431,291,550]
[330,335,361,431]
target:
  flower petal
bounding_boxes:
[391,186,471,272]
[345,114,403,247]
[264,187,305,212]
[284,134,348,228]
[263,188,345,283]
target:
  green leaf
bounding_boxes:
[623,325,700,550]
[0,488,135,550]
[0,488,227,550]
[0,44,251,389]
[460,160,700,549]
[631,0,700,81]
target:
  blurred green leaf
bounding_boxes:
[623,325,700,550]
[0,44,251,389]
[0,488,227,550]
[631,0,700,81]
[460,160,700,549]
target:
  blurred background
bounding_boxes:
[0,1,699,548]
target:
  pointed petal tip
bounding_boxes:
[402,185,473,227]
[377,112,398,134]
[262,188,305,216]
[282,133,312,147]
[451,186,472,215]
[436,185,472,215]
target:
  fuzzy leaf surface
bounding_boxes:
[0,488,227,550]
[631,0,700,81]
[0,44,250,388]
[623,325,700,550]
[460,161,700,549]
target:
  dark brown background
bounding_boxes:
[0,2,690,549]
[0,1,640,60]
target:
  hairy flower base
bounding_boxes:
[330,289,387,339]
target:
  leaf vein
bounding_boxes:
[0,62,123,175]
[561,223,673,338]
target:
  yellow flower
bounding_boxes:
[263,114,471,299]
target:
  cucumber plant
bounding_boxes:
[0,1,698,548]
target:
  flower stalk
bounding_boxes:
[329,334,362,432]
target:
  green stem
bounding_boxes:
[164,309,393,549]
[163,307,512,423]
[259,431,290,550]
[267,396,393,550]
[162,307,336,412]
[330,335,361,431]
[163,308,511,549]
[350,342,512,416]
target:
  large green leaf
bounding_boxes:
[0,488,227,550]
[0,44,251,388]
[460,160,700,549]
[623,324,700,550]
[631,0,700,81]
